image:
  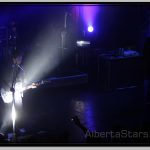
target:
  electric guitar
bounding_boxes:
[1,80,45,103]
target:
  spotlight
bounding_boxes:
[87,26,94,32]
[76,40,90,47]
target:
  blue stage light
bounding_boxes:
[88,26,94,32]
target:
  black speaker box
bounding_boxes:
[97,54,144,90]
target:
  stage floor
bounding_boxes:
[0,81,147,145]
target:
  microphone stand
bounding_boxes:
[61,12,68,58]
[11,64,18,142]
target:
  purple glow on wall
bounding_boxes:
[82,5,99,30]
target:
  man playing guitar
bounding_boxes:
[0,50,37,135]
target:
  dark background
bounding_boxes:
[0,4,149,55]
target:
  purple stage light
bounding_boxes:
[82,5,99,32]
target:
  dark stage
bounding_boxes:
[0,79,146,145]
[0,3,150,146]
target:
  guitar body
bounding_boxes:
[1,81,42,104]
[1,88,13,103]
[1,82,23,104]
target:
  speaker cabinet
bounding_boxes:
[98,54,144,90]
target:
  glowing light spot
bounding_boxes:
[88,26,94,32]
[12,104,16,131]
